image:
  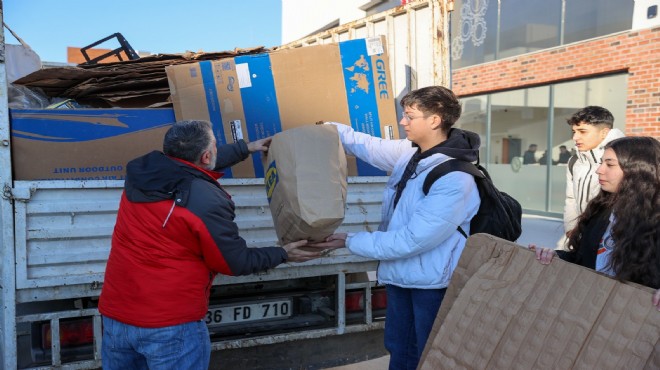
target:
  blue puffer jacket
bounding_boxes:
[328,122,481,289]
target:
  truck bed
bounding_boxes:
[11,177,387,303]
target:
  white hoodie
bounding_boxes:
[563,128,625,232]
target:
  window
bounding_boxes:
[455,74,627,216]
[564,0,633,44]
[549,74,628,213]
[459,95,488,162]
[451,0,498,68]
[489,86,550,212]
[451,0,634,69]
[499,0,561,58]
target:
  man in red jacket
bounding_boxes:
[99,120,322,370]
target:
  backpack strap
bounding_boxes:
[422,160,483,239]
[568,155,577,176]
[422,160,484,195]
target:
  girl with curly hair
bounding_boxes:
[530,136,660,309]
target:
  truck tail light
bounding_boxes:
[372,289,387,310]
[41,318,94,349]
[345,291,365,312]
[345,288,387,312]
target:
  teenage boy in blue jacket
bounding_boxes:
[312,86,481,370]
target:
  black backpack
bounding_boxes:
[422,160,523,242]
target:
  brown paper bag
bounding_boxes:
[264,125,347,245]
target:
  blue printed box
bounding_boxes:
[9,108,176,180]
[166,36,399,178]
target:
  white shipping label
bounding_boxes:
[366,37,384,56]
[235,63,252,88]
[385,125,394,140]
[230,120,244,141]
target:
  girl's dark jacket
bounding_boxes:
[556,207,610,270]
[99,141,287,328]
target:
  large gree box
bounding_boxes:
[9,108,176,180]
[166,36,399,178]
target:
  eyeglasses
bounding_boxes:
[401,112,426,122]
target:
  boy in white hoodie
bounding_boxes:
[559,106,625,248]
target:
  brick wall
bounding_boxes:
[452,27,660,139]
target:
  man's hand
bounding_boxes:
[247,137,272,153]
[282,240,323,263]
[308,233,347,249]
[653,289,660,311]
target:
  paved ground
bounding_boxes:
[326,355,390,370]
[323,215,565,370]
[517,214,565,247]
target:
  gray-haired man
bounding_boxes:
[99,120,322,369]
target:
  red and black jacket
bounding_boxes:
[99,142,287,327]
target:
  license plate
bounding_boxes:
[205,299,292,327]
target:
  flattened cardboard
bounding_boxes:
[265,125,347,244]
[10,108,175,180]
[13,48,268,108]
[419,234,660,370]
[166,36,398,178]
[166,60,253,178]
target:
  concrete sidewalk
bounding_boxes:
[325,355,390,369]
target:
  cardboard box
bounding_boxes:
[419,234,660,370]
[166,36,399,178]
[10,108,175,180]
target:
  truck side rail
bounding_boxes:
[10,177,387,302]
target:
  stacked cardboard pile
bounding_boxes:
[9,37,399,181]
[420,234,660,370]
[12,47,266,108]
[166,36,398,178]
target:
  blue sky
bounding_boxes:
[3,0,282,63]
